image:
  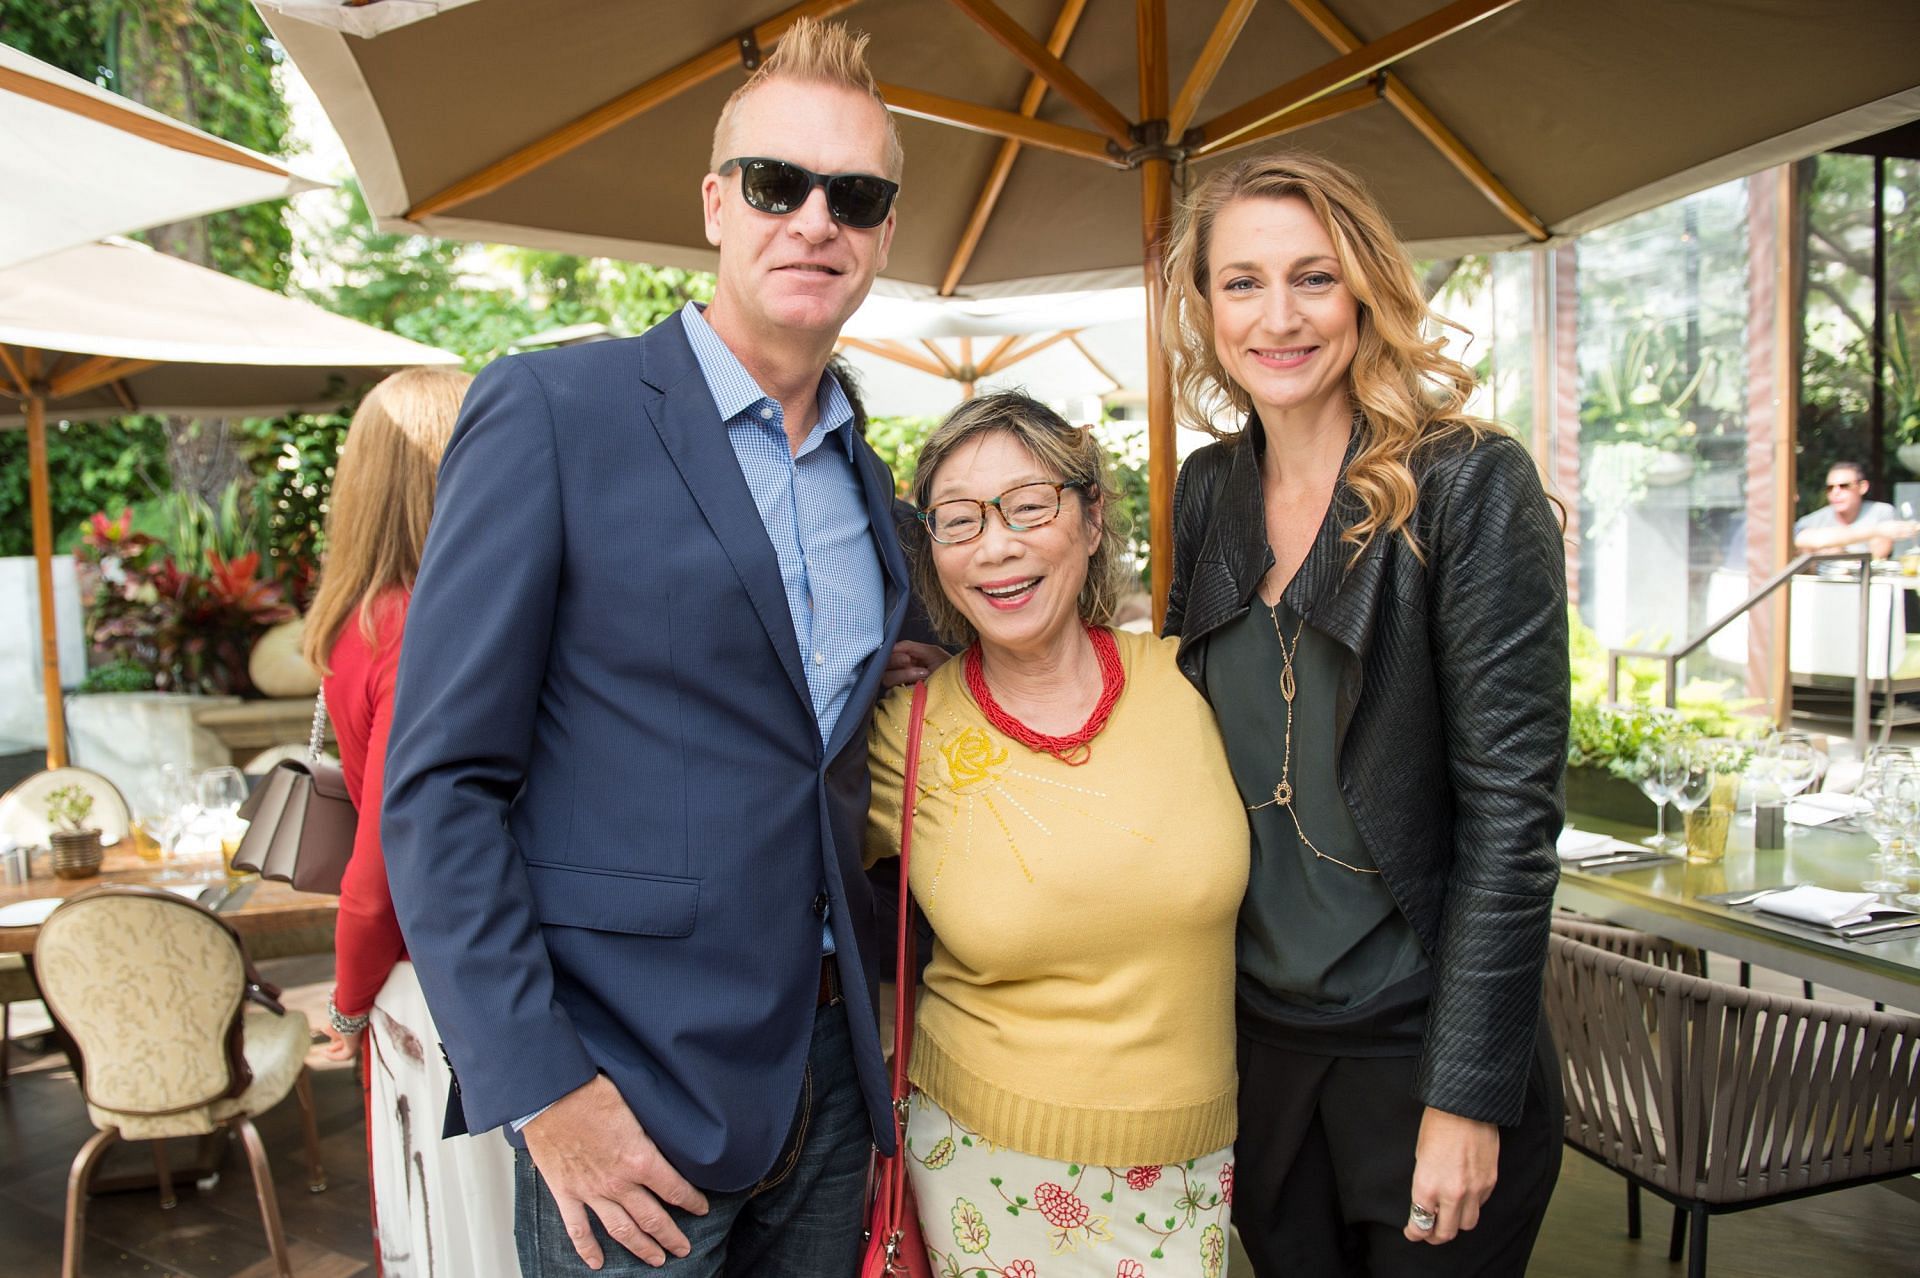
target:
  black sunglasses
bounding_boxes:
[718,157,899,229]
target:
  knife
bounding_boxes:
[1831,915,1920,938]
[216,879,258,913]
[1571,851,1670,870]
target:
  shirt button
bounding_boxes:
[813,651,826,665]
[812,893,829,918]
[759,406,773,420]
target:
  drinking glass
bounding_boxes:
[1860,761,1920,894]
[1636,743,1682,850]
[197,767,249,880]
[143,763,198,883]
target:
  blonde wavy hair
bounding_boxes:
[1162,151,1488,559]
[300,367,472,675]
[908,392,1128,648]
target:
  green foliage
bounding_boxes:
[1566,606,1767,780]
[237,409,349,604]
[862,415,938,496]
[44,784,95,832]
[77,659,158,694]
[0,417,171,557]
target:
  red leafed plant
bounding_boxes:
[74,491,299,696]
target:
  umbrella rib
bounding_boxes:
[48,356,162,400]
[0,64,292,177]
[921,340,964,379]
[1068,334,1123,393]
[405,0,861,221]
[977,333,1023,376]
[937,0,1090,296]
[880,83,1117,165]
[1196,0,1522,153]
[0,345,30,396]
[1283,0,1547,240]
[1192,81,1383,159]
[996,329,1080,368]
[839,337,951,379]
[1169,0,1258,140]
[942,0,1133,144]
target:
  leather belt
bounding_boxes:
[817,958,840,1007]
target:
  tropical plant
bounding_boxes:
[1886,311,1920,447]
[73,506,296,695]
[44,784,95,833]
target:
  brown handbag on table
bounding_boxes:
[859,680,933,1278]
[231,691,357,895]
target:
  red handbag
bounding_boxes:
[859,681,933,1278]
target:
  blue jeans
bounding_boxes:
[514,999,870,1278]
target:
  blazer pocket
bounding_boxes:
[523,860,699,937]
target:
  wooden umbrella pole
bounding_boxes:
[1141,156,1175,628]
[25,392,68,768]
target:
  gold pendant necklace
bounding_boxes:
[1249,601,1381,876]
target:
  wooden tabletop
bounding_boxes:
[1558,811,1920,1008]
[0,841,338,956]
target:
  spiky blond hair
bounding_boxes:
[711,17,904,179]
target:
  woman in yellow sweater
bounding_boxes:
[868,392,1250,1277]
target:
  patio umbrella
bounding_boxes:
[837,287,1146,416]
[258,0,1920,617]
[0,238,460,767]
[0,44,323,270]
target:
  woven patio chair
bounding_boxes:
[1545,928,1920,1278]
[34,885,324,1278]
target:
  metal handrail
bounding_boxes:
[1605,552,1875,749]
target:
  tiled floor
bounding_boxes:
[3,954,1916,1276]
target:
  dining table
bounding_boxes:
[0,840,337,957]
[1557,808,1920,1010]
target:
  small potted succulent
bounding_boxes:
[46,785,104,880]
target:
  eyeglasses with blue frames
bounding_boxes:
[717,157,900,229]
[918,481,1092,546]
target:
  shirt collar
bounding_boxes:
[679,302,856,444]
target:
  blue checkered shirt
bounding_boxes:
[679,302,885,746]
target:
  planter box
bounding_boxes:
[65,693,321,801]
[1564,763,1657,828]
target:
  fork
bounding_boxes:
[1722,886,1792,907]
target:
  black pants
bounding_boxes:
[1234,1027,1562,1277]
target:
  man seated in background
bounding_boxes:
[1794,461,1918,559]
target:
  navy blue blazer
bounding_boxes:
[380,316,910,1190]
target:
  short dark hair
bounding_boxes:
[1827,460,1868,484]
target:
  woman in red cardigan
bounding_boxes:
[301,366,515,1276]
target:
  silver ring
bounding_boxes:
[1409,1201,1437,1232]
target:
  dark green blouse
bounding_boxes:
[1205,596,1429,1054]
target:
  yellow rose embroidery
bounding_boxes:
[942,728,1008,793]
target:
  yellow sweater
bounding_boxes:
[866,629,1248,1167]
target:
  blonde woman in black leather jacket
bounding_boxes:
[1160,151,1569,1278]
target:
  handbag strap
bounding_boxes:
[885,682,930,1208]
[308,690,329,762]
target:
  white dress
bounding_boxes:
[366,960,517,1277]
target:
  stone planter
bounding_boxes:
[1898,443,1920,475]
[1564,763,1657,827]
[1643,450,1696,487]
[50,828,103,879]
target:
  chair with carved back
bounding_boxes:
[34,885,325,1277]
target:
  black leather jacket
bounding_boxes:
[1165,420,1568,1127]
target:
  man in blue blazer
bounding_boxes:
[381,21,930,1276]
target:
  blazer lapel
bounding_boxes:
[636,325,813,717]
[822,438,910,763]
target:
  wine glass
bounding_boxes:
[1636,741,1683,850]
[139,763,198,883]
[1860,760,1919,894]
[197,767,249,880]
[1670,743,1715,821]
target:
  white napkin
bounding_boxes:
[1755,885,1901,928]
[1785,792,1871,827]
[1557,828,1644,861]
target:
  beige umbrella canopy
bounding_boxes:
[260,0,1920,614]
[0,43,323,270]
[0,239,460,766]
[837,287,1147,416]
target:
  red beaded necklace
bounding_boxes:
[964,623,1125,766]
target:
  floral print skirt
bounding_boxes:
[903,1087,1234,1278]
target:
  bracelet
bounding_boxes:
[327,994,371,1037]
